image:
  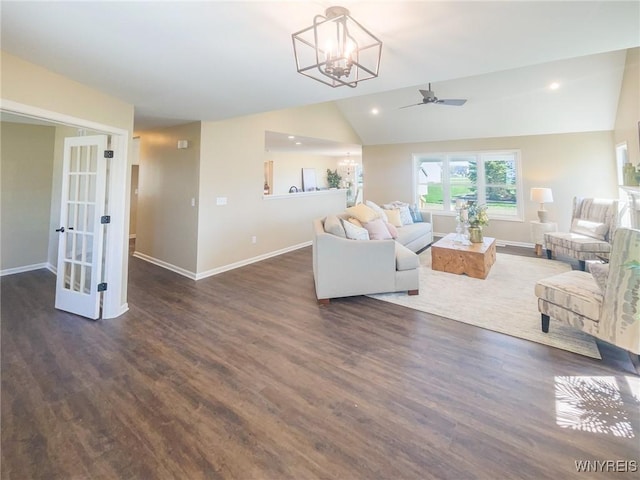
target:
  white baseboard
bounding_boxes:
[102,302,129,319]
[132,252,197,280]
[195,241,311,280]
[133,242,312,281]
[0,262,49,277]
[46,263,57,274]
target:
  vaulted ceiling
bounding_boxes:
[2,1,638,145]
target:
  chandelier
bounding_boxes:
[292,6,383,88]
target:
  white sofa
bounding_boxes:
[312,212,433,303]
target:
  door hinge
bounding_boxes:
[97,282,108,292]
[101,215,111,224]
[104,150,114,158]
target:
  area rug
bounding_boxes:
[369,250,601,359]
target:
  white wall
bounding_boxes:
[363,130,618,244]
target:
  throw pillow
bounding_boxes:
[323,215,346,238]
[570,219,608,241]
[363,218,393,240]
[409,205,423,223]
[341,218,370,240]
[345,203,378,223]
[384,208,403,227]
[348,217,363,228]
[385,221,398,239]
[589,262,609,292]
[365,200,388,222]
[397,205,414,225]
[383,200,409,209]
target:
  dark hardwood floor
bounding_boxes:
[2,244,639,479]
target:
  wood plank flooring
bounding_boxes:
[2,245,639,479]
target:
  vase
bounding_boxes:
[469,226,483,243]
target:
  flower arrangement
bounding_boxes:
[467,202,489,227]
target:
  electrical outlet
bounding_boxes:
[191,197,195,207]
[251,236,257,244]
[216,197,227,206]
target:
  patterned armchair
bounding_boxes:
[535,227,640,356]
[545,197,619,271]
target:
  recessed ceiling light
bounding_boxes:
[371,108,379,115]
[295,141,302,145]
[288,135,295,139]
[549,82,560,90]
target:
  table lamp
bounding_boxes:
[530,187,553,223]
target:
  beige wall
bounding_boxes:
[1,51,133,131]
[136,122,201,273]
[614,47,640,166]
[363,131,618,244]
[1,122,55,270]
[198,102,360,273]
[268,151,340,195]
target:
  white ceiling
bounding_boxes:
[1,1,638,145]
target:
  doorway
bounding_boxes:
[0,101,130,319]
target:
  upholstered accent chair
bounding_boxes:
[544,197,619,271]
[535,227,640,356]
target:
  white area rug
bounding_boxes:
[369,251,602,359]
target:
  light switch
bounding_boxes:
[216,197,227,206]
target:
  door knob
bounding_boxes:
[55,227,65,233]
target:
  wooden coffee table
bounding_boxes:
[431,233,497,279]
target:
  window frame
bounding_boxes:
[413,149,524,222]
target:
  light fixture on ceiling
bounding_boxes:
[291,6,382,88]
[549,81,561,90]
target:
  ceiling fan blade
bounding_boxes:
[438,99,467,106]
[399,102,425,109]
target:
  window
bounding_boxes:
[414,150,522,220]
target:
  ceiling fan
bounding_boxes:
[400,83,467,108]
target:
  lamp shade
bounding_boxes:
[530,187,553,203]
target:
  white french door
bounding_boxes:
[55,135,109,319]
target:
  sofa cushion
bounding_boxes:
[395,243,419,271]
[324,215,346,238]
[396,222,432,248]
[535,270,602,321]
[365,200,388,222]
[385,222,398,239]
[384,208,403,227]
[363,218,393,240]
[346,203,378,223]
[341,218,370,240]
[571,219,608,241]
[544,232,611,253]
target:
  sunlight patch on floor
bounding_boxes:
[554,376,639,439]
